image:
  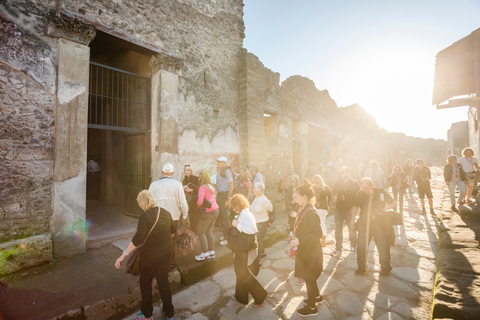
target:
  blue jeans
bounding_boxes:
[334,208,357,251]
[448,180,466,206]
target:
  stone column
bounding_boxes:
[149,53,183,181]
[47,12,95,258]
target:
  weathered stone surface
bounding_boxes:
[438,248,480,275]
[212,267,236,291]
[367,292,397,310]
[318,273,345,296]
[0,234,53,275]
[432,270,480,320]
[237,301,279,319]
[342,273,373,292]
[174,280,221,313]
[257,268,286,293]
[391,267,435,289]
[439,228,479,249]
[84,298,117,320]
[328,290,364,317]
[391,301,430,320]
[282,296,304,319]
[186,313,209,320]
[376,311,403,320]
[264,247,289,260]
[271,258,295,270]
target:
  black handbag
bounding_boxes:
[126,208,160,276]
[225,226,257,251]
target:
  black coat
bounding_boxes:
[294,204,323,280]
[444,163,466,182]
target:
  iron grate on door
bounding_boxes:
[88,62,149,132]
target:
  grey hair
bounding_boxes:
[253,182,265,193]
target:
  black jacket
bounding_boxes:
[444,163,466,182]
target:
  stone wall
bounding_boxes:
[239,51,340,196]
[0,0,245,273]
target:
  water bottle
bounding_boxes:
[289,231,297,251]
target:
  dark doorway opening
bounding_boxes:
[86,31,154,247]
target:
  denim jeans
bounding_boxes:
[448,180,466,206]
[197,209,219,252]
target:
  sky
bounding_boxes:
[243,0,480,140]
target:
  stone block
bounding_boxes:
[438,248,480,275]
[432,270,480,319]
[439,227,479,249]
[0,234,52,275]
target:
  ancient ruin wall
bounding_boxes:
[0,0,244,273]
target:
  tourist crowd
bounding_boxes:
[114,149,478,319]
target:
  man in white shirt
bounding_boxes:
[148,163,189,267]
[148,163,189,222]
[364,161,386,189]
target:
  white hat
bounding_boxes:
[162,163,174,173]
[216,156,228,162]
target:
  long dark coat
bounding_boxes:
[294,204,323,280]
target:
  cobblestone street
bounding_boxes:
[123,168,444,320]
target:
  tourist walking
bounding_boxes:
[250,182,273,258]
[364,161,386,188]
[215,156,235,246]
[289,181,324,317]
[458,147,478,204]
[230,194,267,308]
[321,162,337,190]
[115,190,176,320]
[182,164,199,233]
[403,160,414,193]
[353,178,395,278]
[444,154,467,212]
[387,164,408,213]
[312,174,332,246]
[331,167,360,256]
[413,159,435,215]
[195,170,219,261]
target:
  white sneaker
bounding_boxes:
[195,252,210,261]
[208,251,216,259]
[220,236,225,241]
[219,240,228,246]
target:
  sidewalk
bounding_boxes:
[432,170,480,319]
[0,204,289,320]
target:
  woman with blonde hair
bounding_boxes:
[230,194,267,308]
[115,190,176,320]
[195,170,220,261]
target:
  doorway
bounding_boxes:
[86,31,153,245]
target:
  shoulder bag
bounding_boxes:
[126,208,160,276]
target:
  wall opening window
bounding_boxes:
[264,112,278,137]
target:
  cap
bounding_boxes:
[216,156,228,162]
[162,163,174,173]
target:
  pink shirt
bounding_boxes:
[197,185,219,212]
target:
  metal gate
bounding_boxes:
[88,62,150,217]
[125,133,150,217]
